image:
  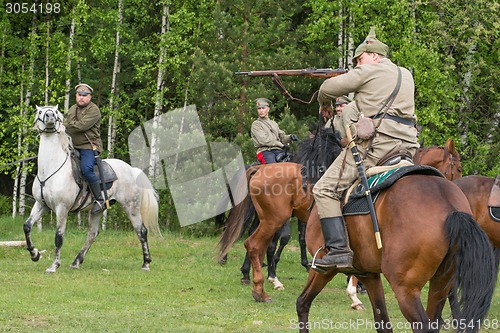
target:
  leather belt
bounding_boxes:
[372,113,415,127]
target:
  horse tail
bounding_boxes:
[444,211,496,330]
[217,165,261,262]
[137,171,162,238]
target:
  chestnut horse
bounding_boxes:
[413,138,462,181]
[413,139,499,257]
[297,175,496,333]
[218,128,342,302]
[219,138,496,332]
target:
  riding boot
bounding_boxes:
[313,216,353,270]
[89,182,106,214]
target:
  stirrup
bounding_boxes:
[91,200,105,214]
[310,247,329,274]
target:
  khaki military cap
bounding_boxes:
[75,83,93,96]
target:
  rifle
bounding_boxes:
[235,68,347,78]
[235,68,348,104]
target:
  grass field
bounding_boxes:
[1,216,499,332]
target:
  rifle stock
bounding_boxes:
[234,68,347,78]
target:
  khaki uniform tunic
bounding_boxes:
[251,117,292,153]
[64,102,102,152]
[313,58,419,218]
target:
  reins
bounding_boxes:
[36,152,69,204]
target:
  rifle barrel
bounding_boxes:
[234,68,347,78]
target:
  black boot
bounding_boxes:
[89,182,106,214]
[313,216,353,271]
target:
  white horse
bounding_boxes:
[24,105,161,273]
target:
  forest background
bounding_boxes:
[0,0,498,231]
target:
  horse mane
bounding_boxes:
[57,124,73,155]
[293,128,342,184]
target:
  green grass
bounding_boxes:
[0,216,499,332]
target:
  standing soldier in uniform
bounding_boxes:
[64,83,106,214]
[312,27,419,272]
[251,98,298,164]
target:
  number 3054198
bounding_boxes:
[5,2,61,14]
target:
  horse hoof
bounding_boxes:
[45,267,56,273]
[241,278,251,285]
[70,264,79,269]
[31,249,40,262]
[274,285,285,291]
[252,290,272,303]
[351,303,365,310]
[141,265,150,271]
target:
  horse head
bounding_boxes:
[414,139,463,181]
[35,105,63,133]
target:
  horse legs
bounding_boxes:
[23,201,49,262]
[45,206,70,273]
[245,224,282,303]
[358,274,392,333]
[240,252,251,285]
[267,222,287,290]
[347,275,365,310]
[298,221,309,271]
[240,215,260,285]
[426,258,455,328]
[296,269,336,333]
[135,223,152,271]
[388,281,433,332]
[70,213,101,269]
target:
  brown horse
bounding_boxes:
[413,140,498,253]
[454,175,500,249]
[219,154,496,332]
[413,138,462,181]
[297,175,496,333]
[218,128,342,302]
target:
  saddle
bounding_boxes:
[488,175,500,222]
[342,164,444,216]
[69,147,118,212]
[70,148,118,189]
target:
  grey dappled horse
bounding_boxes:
[24,105,161,273]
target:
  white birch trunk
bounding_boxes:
[148,4,169,181]
[102,0,123,230]
[64,14,76,113]
[106,0,122,160]
[13,26,36,223]
[45,21,50,105]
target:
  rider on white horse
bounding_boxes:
[64,83,105,214]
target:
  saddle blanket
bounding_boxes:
[343,165,444,216]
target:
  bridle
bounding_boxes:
[35,106,63,134]
[34,106,68,204]
[442,147,462,181]
[415,146,462,181]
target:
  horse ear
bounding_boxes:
[446,139,455,153]
[418,138,424,148]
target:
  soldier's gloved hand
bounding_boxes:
[290,134,299,141]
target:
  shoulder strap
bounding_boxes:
[374,66,402,129]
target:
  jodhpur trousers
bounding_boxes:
[313,132,419,219]
[78,148,99,184]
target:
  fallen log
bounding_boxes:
[0,240,26,247]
